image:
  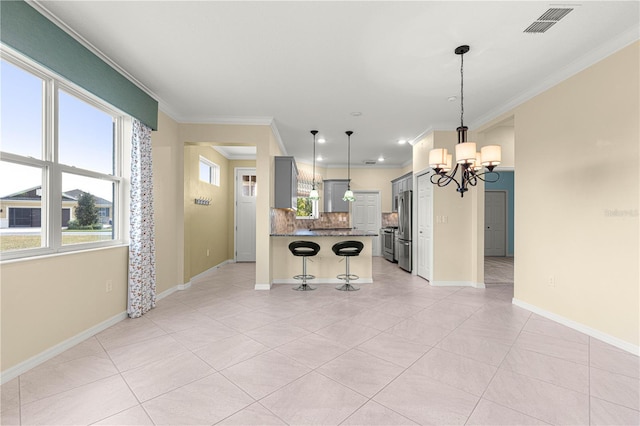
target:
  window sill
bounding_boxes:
[0,243,129,265]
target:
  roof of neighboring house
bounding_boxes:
[1,186,111,205]
[62,189,111,205]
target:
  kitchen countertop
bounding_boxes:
[270,229,378,237]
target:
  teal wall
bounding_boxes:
[485,171,514,256]
[1,0,158,129]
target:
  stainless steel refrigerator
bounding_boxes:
[396,190,412,272]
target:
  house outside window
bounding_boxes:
[0,50,125,259]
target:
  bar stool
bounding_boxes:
[288,241,321,291]
[332,240,364,291]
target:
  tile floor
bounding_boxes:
[1,258,638,425]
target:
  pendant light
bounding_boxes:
[428,45,501,197]
[343,130,355,202]
[309,130,320,200]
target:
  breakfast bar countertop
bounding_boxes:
[270,228,378,237]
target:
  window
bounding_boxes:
[296,197,318,219]
[0,51,124,259]
[199,156,220,186]
[241,173,257,197]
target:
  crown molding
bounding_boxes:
[29,1,162,105]
[178,116,275,126]
[470,26,639,130]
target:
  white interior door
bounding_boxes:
[235,168,257,262]
[352,191,381,256]
[417,173,432,281]
[485,191,507,257]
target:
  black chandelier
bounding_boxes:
[429,45,501,197]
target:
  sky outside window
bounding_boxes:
[1,60,117,201]
[0,60,43,159]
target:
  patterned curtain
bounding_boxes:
[128,119,156,318]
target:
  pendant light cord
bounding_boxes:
[460,52,464,129]
[310,130,318,191]
[347,132,351,188]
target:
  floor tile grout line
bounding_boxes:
[472,311,564,426]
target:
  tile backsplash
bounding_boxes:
[382,212,398,227]
[271,209,350,234]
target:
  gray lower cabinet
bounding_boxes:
[323,179,350,212]
[274,156,298,210]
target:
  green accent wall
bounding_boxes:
[1,0,158,130]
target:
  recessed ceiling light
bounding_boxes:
[398,139,407,145]
[448,96,457,102]
[317,155,323,161]
[378,156,385,162]
[350,112,362,117]
[318,138,326,144]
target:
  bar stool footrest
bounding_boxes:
[293,274,315,281]
[336,273,359,281]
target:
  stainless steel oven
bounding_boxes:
[381,227,397,262]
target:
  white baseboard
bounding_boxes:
[513,298,639,356]
[1,311,128,385]
[190,259,234,283]
[272,278,374,285]
[156,286,178,301]
[431,280,485,289]
[255,283,271,290]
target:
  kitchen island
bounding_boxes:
[270,229,378,285]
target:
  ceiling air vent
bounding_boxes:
[524,7,573,33]
[363,160,377,165]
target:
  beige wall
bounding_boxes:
[413,131,484,285]
[183,145,232,281]
[178,123,281,287]
[0,110,185,373]
[478,120,515,169]
[514,42,639,346]
[324,167,409,212]
[153,111,183,294]
[1,247,128,371]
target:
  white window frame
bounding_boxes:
[0,47,127,261]
[296,197,319,220]
[199,156,220,186]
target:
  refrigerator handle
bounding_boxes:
[398,195,403,234]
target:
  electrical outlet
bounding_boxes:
[106,280,113,293]
[547,276,555,287]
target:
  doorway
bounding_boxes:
[416,173,433,281]
[485,190,507,257]
[235,168,257,262]
[352,191,381,256]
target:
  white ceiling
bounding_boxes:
[36,1,638,167]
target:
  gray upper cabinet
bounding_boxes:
[391,172,412,212]
[323,179,350,212]
[274,156,298,210]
